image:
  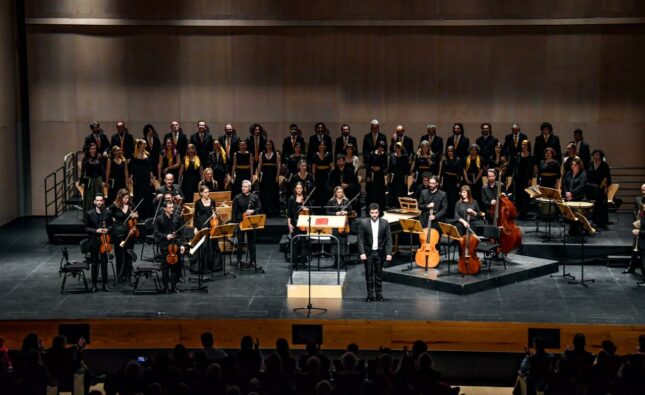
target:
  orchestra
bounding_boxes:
[80,119,623,295]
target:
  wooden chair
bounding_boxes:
[607,183,621,222]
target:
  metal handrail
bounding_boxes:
[44,151,81,223]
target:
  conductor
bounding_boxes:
[358,203,393,302]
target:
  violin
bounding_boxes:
[415,209,440,268]
[491,170,522,254]
[99,221,112,254]
[165,218,191,265]
[458,213,481,275]
[297,187,316,232]
[337,193,361,234]
[119,199,143,248]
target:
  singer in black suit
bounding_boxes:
[218,124,240,171]
[282,124,306,159]
[358,203,393,302]
[445,123,470,160]
[85,193,112,292]
[110,122,136,160]
[362,120,388,166]
[189,121,215,167]
[533,122,562,162]
[420,124,444,168]
[307,122,333,161]
[334,124,359,157]
[573,128,591,168]
[84,122,110,157]
[164,121,189,157]
[502,124,528,173]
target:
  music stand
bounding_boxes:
[185,228,210,292]
[399,219,424,272]
[438,222,461,276]
[210,223,237,279]
[565,211,596,287]
[239,214,266,273]
[551,203,578,281]
[539,187,561,241]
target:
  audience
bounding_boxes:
[6,330,645,395]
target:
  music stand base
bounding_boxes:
[293,304,328,318]
[568,278,594,287]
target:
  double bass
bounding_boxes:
[491,172,522,254]
[415,209,440,268]
[458,213,481,275]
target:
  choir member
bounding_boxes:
[164,121,188,157]
[105,146,129,205]
[189,120,214,167]
[328,154,360,212]
[533,122,562,162]
[587,150,611,227]
[248,123,267,171]
[573,128,591,169]
[343,143,361,174]
[130,139,154,219]
[232,140,253,197]
[502,123,528,175]
[335,124,359,157]
[218,123,240,169]
[258,140,281,217]
[366,141,388,214]
[362,119,387,165]
[390,125,414,156]
[159,137,181,180]
[312,142,333,210]
[110,121,135,160]
[419,123,443,168]
[538,147,561,189]
[143,124,161,174]
[513,140,537,219]
[282,124,305,159]
[84,121,110,157]
[446,123,470,160]
[410,140,434,193]
[475,123,498,167]
[285,142,305,178]
[307,122,333,161]
[207,139,227,191]
[488,142,507,179]
[180,144,203,203]
[463,144,484,205]
[388,142,410,208]
[81,142,106,219]
[441,146,463,218]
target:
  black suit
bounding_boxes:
[307,134,333,161]
[533,134,562,162]
[110,132,135,160]
[358,217,393,298]
[446,134,471,160]
[84,132,110,156]
[575,140,591,169]
[144,135,162,171]
[164,132,188,157]
[390,135,414,156]
[155,184,184,204]
[218,134,240,171]
[248,135,267,166]
[282,135,305,159]
[334,135,358,157]
[190,132,214,167]
[502,132,528,172]
[85,208,112,286]
[482,182,506,223]
[418,189,448,229]
[362,132,388,164]
[475,135,498,166]
[420,134,444,166]
[232,192,262,264]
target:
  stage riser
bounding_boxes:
[521,244,632,263]
[2,319,644,357]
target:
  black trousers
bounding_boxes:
[290,230,307,264]
[90,249,109,285]
[160,256,182,289]
[364,250,384,297]
[236,228,256,263]
[114,238,133,280]
[627,250,645,273]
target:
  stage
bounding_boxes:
[4,215,645,353]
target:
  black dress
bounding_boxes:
[538,160,561,189]
[129,157,153,219]
[286,153,305,176]
[259,152,280,217]
[441,158,462,217]
[107,159,127,205]
[388,153,410,208]
[513,154,536,218]
[464,156,483,205]
[81,156,105,218]
[587,161,611,226]
[287,195,307,265]
[109,204,133,281]
[313,152,333,211]
[193,199,221,272]
[182,157,201,203]
[412,154,434,191]
[160,151,181,180]
[289,173,314,199]
[208,151,227,191]
[366,151,388,213]
[454,200,484,235]
[233,151,252,197]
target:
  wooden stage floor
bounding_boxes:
[2,216,644,353]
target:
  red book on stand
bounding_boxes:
[315,218,329,226]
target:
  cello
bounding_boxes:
[458,213,481,275]
[491,171,522,254]
[415,208,440,268]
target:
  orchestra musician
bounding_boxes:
[328,154,359,212]
[562,157,587,202]
[418,176,448,230]
[164,121,188,157]
[248,123,267,171]
[232,180,262,268]
[194,185,222,272]
[420,123,443,169]
[537,147,561,189]
[179,144,203,203]
[257,140,281,217]
[85,193,111,292]
[289,160,314,201]
[84,121,110,158]
[282,124,305,159]
[446,123,470,160]
[454,185,485,236]
[335,124,358,157]
[155,200,185,293]
[80,142,106,219]
[481,169,507,224]
[327,186,353,260]
[410,140,435,193]
[362,119,388,167]
[159,137,181,181]
[106,146,129,205]
[475,123,498,167]
[199,168,218,193]
[110,121,135,160]
[533,122,562,162]
[388,142,410,208]
[358,203,393,302]
[623,184,645,275]
[463,144,484,205]
[189,121,214,167]
[365,140,388,215]
[307,122,333,161]
[562,143,577,176]
[390,125,414,156]
[109,189,138,283]
[287,182,308,267]
[441,146,463,218]
[232,140,253,197]
[207,139,227,190]
[413,172,431,201]
[155,173,184,205]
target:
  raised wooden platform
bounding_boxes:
[2,318,644,355]
[287,271,347,298]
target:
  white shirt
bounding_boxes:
[371,219,379,250]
